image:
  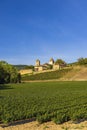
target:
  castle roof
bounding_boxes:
[36,59,40,62]
[49,58,54,62]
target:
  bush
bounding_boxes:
[0,61,21,84]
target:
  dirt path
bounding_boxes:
[0,121,87,130]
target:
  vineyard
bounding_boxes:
[22,68,72,81]
[0,81,87,125]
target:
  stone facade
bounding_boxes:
[20,69,33,75]
[53,64,60,70]
[34,65,47,71]
[35,59,40,66]
[49,58,54,65]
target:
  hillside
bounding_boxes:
[61,66,87,81]
[13,65,28,70]
[22,68,72,81]
[22,66,87,81]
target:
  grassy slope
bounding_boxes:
[22,68,72,81]
[61,66,87,81]
[22,66,87,81]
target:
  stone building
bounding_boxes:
[34,58,60,72]
[19,69,33,75]
[35,59,40,66]
[53,64,60,70]
[49,58,54,65]
[34,59,46,71]
[35,65,47,71]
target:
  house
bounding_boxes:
[53,64,60,70]
[35,65,48,71]
[34,60,48,71]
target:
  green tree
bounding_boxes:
[17,73,21,83]
[0,61,21,84]
[24,65,34,70]
[55,59,66,65]
[0,65,5,84]
[77,58,87,65]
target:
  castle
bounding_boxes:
[34,58,60,71]
[20,58,61,75]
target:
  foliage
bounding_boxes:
[17,73,21,83]
[53,113,70,124]
[0,81,87,124]
[77,58,87,65]
[0,61,21,84]
[14,65,28,70]
[22,68,72,81]
[43,64,53,70]
[0,65,6,83]
[14,65,34,71]
[55,59,66,65]
[24,65,34,70]
[47,64,53,69]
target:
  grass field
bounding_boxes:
[0,81,87,124]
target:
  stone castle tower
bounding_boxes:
[49,58,54,65]
[35,59,40,66]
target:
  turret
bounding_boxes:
[49,58,54,65]
[35,59,40,66]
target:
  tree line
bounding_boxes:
[0,61,21,84]
[77,58,87,65]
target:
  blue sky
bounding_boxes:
[0,0,87,65]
